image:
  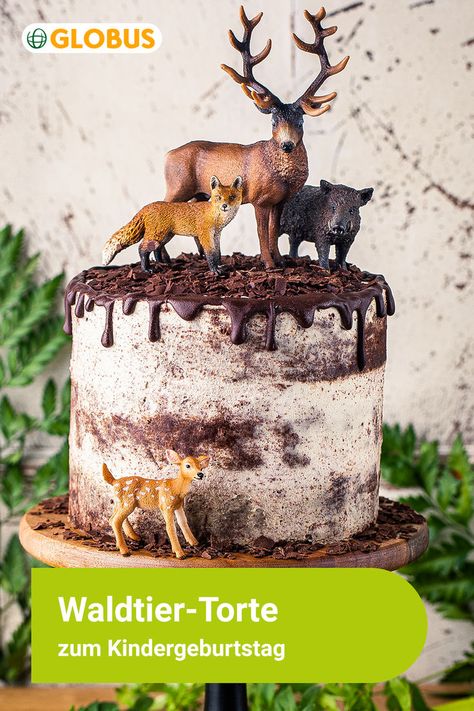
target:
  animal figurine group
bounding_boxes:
[103,450,210,558]
[103,176,243,274]
[280,180,374,269]
[102,6,373,274]
[165,6,348,269]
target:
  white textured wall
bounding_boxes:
[1,0,473,445]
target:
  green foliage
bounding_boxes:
[381,424,474,622]
[73,681,432,711]
[442,643,474,684]
[116,682,204,710]
[0,224,70,684]
[0,226,69,388]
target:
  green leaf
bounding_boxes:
[7,317,69,387]
[251,683,278,708]
[0,395,35,441]
[129,698,154,711]
[1,273,63,349]
[32,440,69,501]
[42,378,57,418]
[385,678,412,711]
[408,683,431,711]
[0,534,28,596]
[441,643,474,684]
[61,377,72,411]
[0,395,18,439]
[381,424,418,487]
[40,378,71,437]
[0,463,25,511]
[436,469,459,511]
[434,602,473,620]
[0,617,31,683]
[0,254,40,320]
[274,686,297,711]
[0,223,12,247]
[416,441,440,495]
[0,229,24,287]
[412,574,474,613]
[403,537,470,577]
[447,436,474,524]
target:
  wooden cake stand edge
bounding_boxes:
[19,499,429,570]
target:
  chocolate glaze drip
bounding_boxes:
[101,301,115,348]
[63,254,395,370]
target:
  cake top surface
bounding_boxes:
[68,253,391,302]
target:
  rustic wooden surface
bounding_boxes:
[19,497,429,570]
[0,686,117,711]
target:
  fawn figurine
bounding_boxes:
[280,180,374,269]
[164,6,349,268]
[102,176,243,275]
[103,450,210,558]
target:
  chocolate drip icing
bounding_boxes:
[148,301,161,342]
[63,254,395,371]
[75,293,85,318]
[101,301,114,348]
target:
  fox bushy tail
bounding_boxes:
[102,463,115,485]
[102,213,144,265]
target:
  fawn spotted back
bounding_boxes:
[103,450,210,559]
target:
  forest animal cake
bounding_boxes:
[64,255,394,548]
[63,6,395,554]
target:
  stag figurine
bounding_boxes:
[164,6,349,269]
[103,450,210,558]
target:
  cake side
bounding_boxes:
[66,256,393,546]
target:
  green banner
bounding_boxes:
[32,568,427,683]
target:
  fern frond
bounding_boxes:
[0,224,13,248]
[0,229,24,291]
[32,440,69,501]
[6,317,69,387]
[403,541,470,577]
[413,574,474,606]
[0,254,40,321]
[42,378,57,418]
[0,274,63,348]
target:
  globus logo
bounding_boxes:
[22,23,161,53]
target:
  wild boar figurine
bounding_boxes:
[280,180,374,270]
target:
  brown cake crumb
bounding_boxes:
[74,253,389,300]
[34,495,425,560]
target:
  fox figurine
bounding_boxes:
[102,176,243,274]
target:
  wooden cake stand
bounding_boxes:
[19,496,428,571]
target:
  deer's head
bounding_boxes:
[222,6,349,154]
[166,449,210,481]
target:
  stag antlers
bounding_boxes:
[221,5,277,113]
[292,8,349,116]
[222,5,349,117]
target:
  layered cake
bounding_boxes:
[64,254,394,547]
[61,5,397,555]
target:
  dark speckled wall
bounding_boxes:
[1,0,473,446]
